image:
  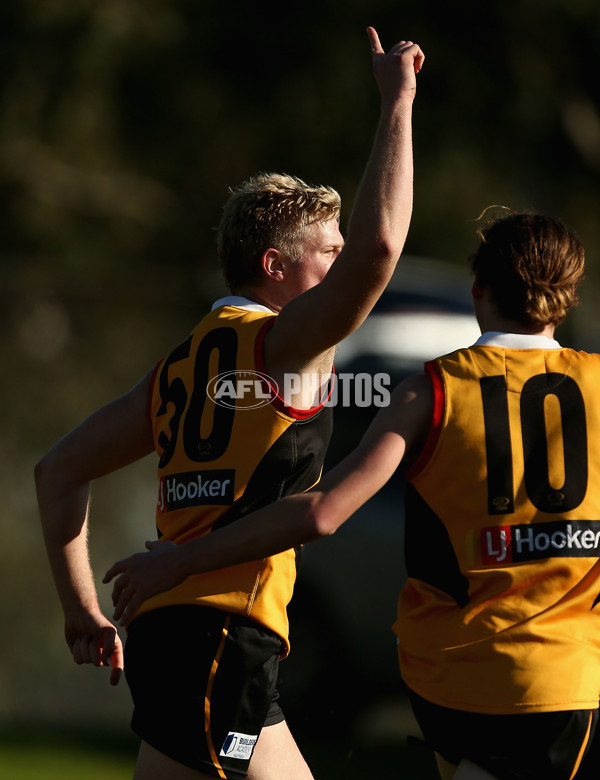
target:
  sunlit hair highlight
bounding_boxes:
[217,172,341,292]
[470,208,585,328]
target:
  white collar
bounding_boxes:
[474,331,562,349]
[211,295,274,314]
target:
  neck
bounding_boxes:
[473,292,557,340]
[479,320,556,340]
[235,286,284,313]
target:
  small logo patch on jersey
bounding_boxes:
[220,731,258,760]
[157,469,235,513]
[481,520,600,565]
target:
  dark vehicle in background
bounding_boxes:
[278,257,480,732]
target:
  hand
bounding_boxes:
[367,27,425,101]
[64,608,124,686]
[103,539,185,626]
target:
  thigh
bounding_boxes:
[134,740,216,780]
[435,755,500,780]
[247,721,313,780]
[453,759,500,780]
[435,752,459,780]
[125,605,284,780]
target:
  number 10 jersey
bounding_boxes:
[396,343,600,714]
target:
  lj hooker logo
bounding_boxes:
[481,520,600,565]
[157,469,235,513]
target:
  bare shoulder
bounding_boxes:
[262,316,335,408]
[365,372,433,458]
[394,370,432,395]
[263,297,335,376]
[389,371,434,414]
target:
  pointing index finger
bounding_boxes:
[366,27,384,55]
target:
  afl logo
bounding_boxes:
[207,370,278,410]
[492,496,511,511]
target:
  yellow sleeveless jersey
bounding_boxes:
[136,303,333,653]
[395,344,600,713]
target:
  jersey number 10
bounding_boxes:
[479,372,588,516]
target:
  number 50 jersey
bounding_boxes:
[137,302,333,653]
[396,344,600,714]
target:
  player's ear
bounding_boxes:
[261,249,286,283]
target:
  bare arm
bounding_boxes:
[35,371,155,684]
[105,372,434,625]
[267,29,424,368]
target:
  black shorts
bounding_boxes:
[408,689,598,780]
[125,605,285,780]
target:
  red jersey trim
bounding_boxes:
[405,360,445,480]
[254,318,335,420]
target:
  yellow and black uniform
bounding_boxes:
[397,333,600,779]
[140,298,332,651]
[125,297,333,780]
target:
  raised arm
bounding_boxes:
[105,372,434,625]
[267,29,424,367]
[34,371,155,685]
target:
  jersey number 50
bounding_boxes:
[156,328,238,467]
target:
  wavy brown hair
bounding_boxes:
[470,210,585,329]
[217,172,341,293]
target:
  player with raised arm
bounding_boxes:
[35,27,424,780]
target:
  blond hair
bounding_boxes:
[470,210,585,328]
[217,173,341,292]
